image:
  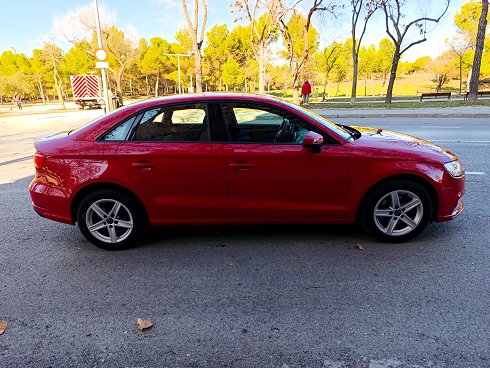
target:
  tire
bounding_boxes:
[77,190,146,250]
[361,180,433,243]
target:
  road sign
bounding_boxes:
[95,49,108,61]
[96,61,109,69]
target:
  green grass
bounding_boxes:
[309,99,490,109]
[266,72,490,106]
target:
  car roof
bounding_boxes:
[127,92,285,109]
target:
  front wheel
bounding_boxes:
[77,190,145,250]
[361,180,433,243]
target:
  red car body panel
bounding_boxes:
[29,93,464,230]
[223,143,350,220]
[114,141,228,222]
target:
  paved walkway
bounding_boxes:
[2,100,490,119]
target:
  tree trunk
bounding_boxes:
[116,70,123,95]
[292,67,300,104]
[351,52,358,103]
[385,51,401,103]
[459,56,463,96]
[194,52,203,93]
[155,74,160,97]
[293,88,300,104]
[37,75,46,104]
[53,69,65,109]
[258,42,266,94]
[468,0,488,102]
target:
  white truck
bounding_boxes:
[70,75,104,109]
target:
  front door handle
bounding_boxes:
[229,162,255,171]
[132,161,155,170]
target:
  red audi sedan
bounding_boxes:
[29,94,464,250]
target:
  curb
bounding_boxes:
[317,113,490,119]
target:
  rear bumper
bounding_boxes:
[29,179,73,224]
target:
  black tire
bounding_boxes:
[361,180,433,243]
[77,190,146,250]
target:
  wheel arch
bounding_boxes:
[356,174,439,224]
[70,182,149,224]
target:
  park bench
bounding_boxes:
[464,91,490,100]
[419,92,451,101]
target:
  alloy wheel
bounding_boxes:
[373,190,424,237]
[85,199,134,244]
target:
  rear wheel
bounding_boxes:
[361,180,433,242]
[77,190,145,250]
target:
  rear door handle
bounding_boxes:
[229,163,255,171]
[132,161,155,170]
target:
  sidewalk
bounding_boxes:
[310,104,490,118]
[2,99,490,119]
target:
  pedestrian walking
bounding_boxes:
[301,81,311,105]
[13,92,22,110]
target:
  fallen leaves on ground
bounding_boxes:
[356,244,365,251]
[136,318,153,331]
[0,320,8,335]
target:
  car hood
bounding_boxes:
[349,126,457,163]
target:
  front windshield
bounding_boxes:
[283,100,354,142]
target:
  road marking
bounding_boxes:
[466,171,486,175]
[0,156,32,166]
[424,126,462,129]
[431,140,490,144]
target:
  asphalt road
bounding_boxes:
[0,113,489,367]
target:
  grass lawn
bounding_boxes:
[268,72,490,108]
[309,99,490,109]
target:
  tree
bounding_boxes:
[181,0,207,93]
[375,38,395,89]
[53,5,138,96]
[277,1,335,103]
[316,41,342,100]
[29,49,51,104]
[41,43,66,109]
[454,0,490,43]
[410,56,432,73]
[231,1,279,94]
[167,28,195,93]
[62,43,93,76]
[446,34,472,95]
[468,0,489,101]
[377,0,450,103]
[350,0,378,102]
[203,24,230,90]
[433,52,456,90]
[358,44,378,96]
[222,59,246,89]
[0,50,32,102]
[137,37,173,97]
[100,26,139,94]
[226,24,255,91]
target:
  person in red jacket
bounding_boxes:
[301,80,311,105]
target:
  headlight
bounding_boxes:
[444,160,464,178]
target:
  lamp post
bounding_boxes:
[94,0,111,112]
[165,53,192,94]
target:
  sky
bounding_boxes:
[0,0,468,63]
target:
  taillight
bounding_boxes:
[34,151,46,170]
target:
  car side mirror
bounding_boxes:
[302,131,324,153]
